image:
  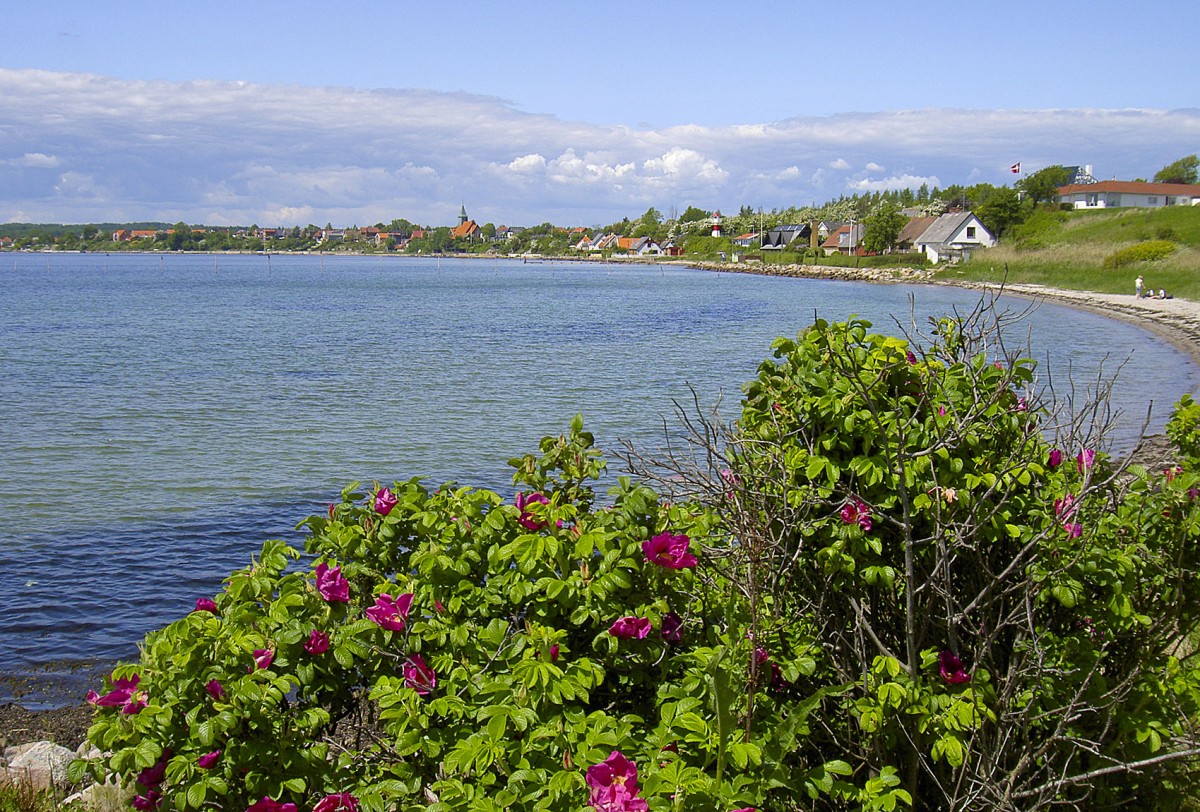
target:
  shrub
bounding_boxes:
[1102,239,1177,268]
[78,315,1200,811]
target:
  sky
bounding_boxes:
[1,0,1197,228]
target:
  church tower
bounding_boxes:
[458,205,468,227]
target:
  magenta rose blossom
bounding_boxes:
[312,794,361,812]
[314,561,350,603]
[205,679,225,700]
[136,751,171,788]
[1076,449,1095,472]
[642,532,697,569]
[86,673,140,708]
[194,597,219,614]
[1047,448,1063,468]
[938,650,972,685]
[661,611,684,643]
[252,648,274,670]
[131,791,162,811]
[197,750,221,769]
[549,644,560,662]
[403,654,437,696]
[586,750,649,812]
[515,491,550,530]
[304,629,331,655]
[839,498,873,532]
[365,592,413,632]
[609,616,652,640]
[374,487,398,516]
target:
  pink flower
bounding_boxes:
[132,790,162,811]
[937,406,946,416]
[839,498,873,532]
[194,597,219,614]
[906,350,917,365]
[197,750,221,769]
[1076,449,1095,473]
[515,491,550,530]
[365,592,413,632]
[1189,487,1199,502]
[136,751,171,788]
[661,612,683,643]
[121,691,146,714]
[312,794,360,812]
[1065,522,1083,538]
[374,487,398,516]
[550,644,560,662]
[1166,466,1183,482]
[642,532,697,569]
[1054,493,1077,521]
[586,751,649,812]
[1015,396,1028,412]
[314,561,350,603]
[938,650,971,685]
[1048,448,1063,468]
[246,797,299,812]
[609,616,652,640]
[205,679,225,700]
[252,648,274,670]
[434,598,445,614]
[86,673,140,708]
[403,654,437,696]
[304,629,331,655]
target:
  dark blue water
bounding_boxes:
[2,253,1196,706]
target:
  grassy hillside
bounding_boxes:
[941,206,1200,299]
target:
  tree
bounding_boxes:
[632,207,663,238]
[678,206,709,224]
[977,187,1025,238]
[1153,155,1199,185]
[861,203,907,253]
[481,222,496,239]
[1017,165,1071,208]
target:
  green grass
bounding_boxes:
[944,206,1200,300]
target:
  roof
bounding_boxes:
[450,220,479,239]
[915,212,974,246]
[821,225,851,249]
[1058,180,1200,196]
[898,216,939,245]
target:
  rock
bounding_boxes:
[4,740,76,789]
[64,774,132,810]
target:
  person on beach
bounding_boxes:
[1136,275,1144,298]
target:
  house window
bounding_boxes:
[1148,196,1159,205]
[966,226,976,238]
[1086,193,1099,207]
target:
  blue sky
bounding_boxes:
[1,0,1197,227]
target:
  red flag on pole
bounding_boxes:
[1010,162,1021,173]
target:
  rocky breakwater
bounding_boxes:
[690,260,935,284]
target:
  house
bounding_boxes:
[1057,180,1200,209]
[451,219,481,241]
[821,224,864,256]
[762,224,811,249]
[814,221,843,245]
[914,212,996,263]
[591,234,620,252]
[896,216,939,252]
[662,239,685,257]
[732,232,759,248]
[615,237,661,256]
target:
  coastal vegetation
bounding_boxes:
[72,311,1200,811]
[945,206,1200,300]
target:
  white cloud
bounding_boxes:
[0,69,1197,226]
[847,173,942,193]
[13,152,60,168]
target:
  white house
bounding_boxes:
[915,212,996,263]
[1058,180,1200,209]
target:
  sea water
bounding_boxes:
[2,253,1196,705]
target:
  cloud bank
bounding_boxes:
[1,69,1197,227]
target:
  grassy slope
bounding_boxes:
[940,206,1200,300]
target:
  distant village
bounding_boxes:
[3,163,1198,264]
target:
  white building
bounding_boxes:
[1058,180,1200,209]
[914,212,996,264]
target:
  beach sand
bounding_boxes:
[961,282,1200,368]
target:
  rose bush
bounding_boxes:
[77,317,1200,811]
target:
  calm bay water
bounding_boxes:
[2,253,1197,705]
